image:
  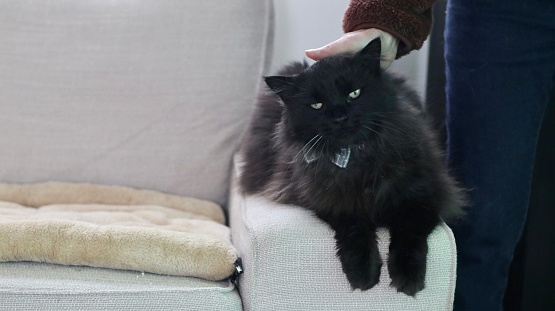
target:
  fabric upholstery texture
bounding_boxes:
[0,0,270,310]
[0,261,241,311]
[0,0,270,207]
[230,165,457,311]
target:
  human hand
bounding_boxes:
[305,29,398,70]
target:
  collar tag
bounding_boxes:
[303,147,352,169]
[331,147,351,168]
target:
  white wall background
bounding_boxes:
[271,0,430,100]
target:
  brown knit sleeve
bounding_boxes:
[343,0,436,58]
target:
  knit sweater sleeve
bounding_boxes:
[342,0,436,58]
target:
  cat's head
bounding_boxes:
[265,39,395,155]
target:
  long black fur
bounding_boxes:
[238,39,466,296]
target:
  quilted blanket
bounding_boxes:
[0,182,238,281]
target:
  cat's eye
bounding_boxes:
[348,89,361,99]
[311,103,323,110]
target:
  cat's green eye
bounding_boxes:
[311,103,323,110]
[348,89,361,99]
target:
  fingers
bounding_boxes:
[305,29,380,61]
[305,28,399,70]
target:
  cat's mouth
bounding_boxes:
[326,125,367,148]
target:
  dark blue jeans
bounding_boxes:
[445,0,555,310]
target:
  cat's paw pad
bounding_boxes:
[387,252,426,296]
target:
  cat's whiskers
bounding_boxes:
[361,125,386,155]
[286,134,324,176]
[284,138,310,179]
[304,135,323,161]
[291,134,321,163]
[368,116,414,137]
[363,124,406,169]
[359,127,370,142]
[296,134,323,175]
[314,137,329,171]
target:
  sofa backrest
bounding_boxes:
[0,0,272,206]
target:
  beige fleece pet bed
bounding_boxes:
[0,182,238,281]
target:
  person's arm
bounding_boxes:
[306,0,436,68]
[343,0,436,58]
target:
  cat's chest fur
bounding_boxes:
[267,139,415,224]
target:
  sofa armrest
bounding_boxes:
[229,163,457,311]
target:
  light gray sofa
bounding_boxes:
[0,0,457,310]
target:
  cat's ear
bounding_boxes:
[355,38,382,74]
[264,76,293,94]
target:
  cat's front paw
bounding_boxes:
[345,260,382,291]
[341,248,382,291]
[387,250,426,296]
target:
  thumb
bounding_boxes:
[376,31,398,70]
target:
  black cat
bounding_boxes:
[238,39,465,296]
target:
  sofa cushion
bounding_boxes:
[0,262,242,311]
[0,0,271,206]
[0,181,239,281]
